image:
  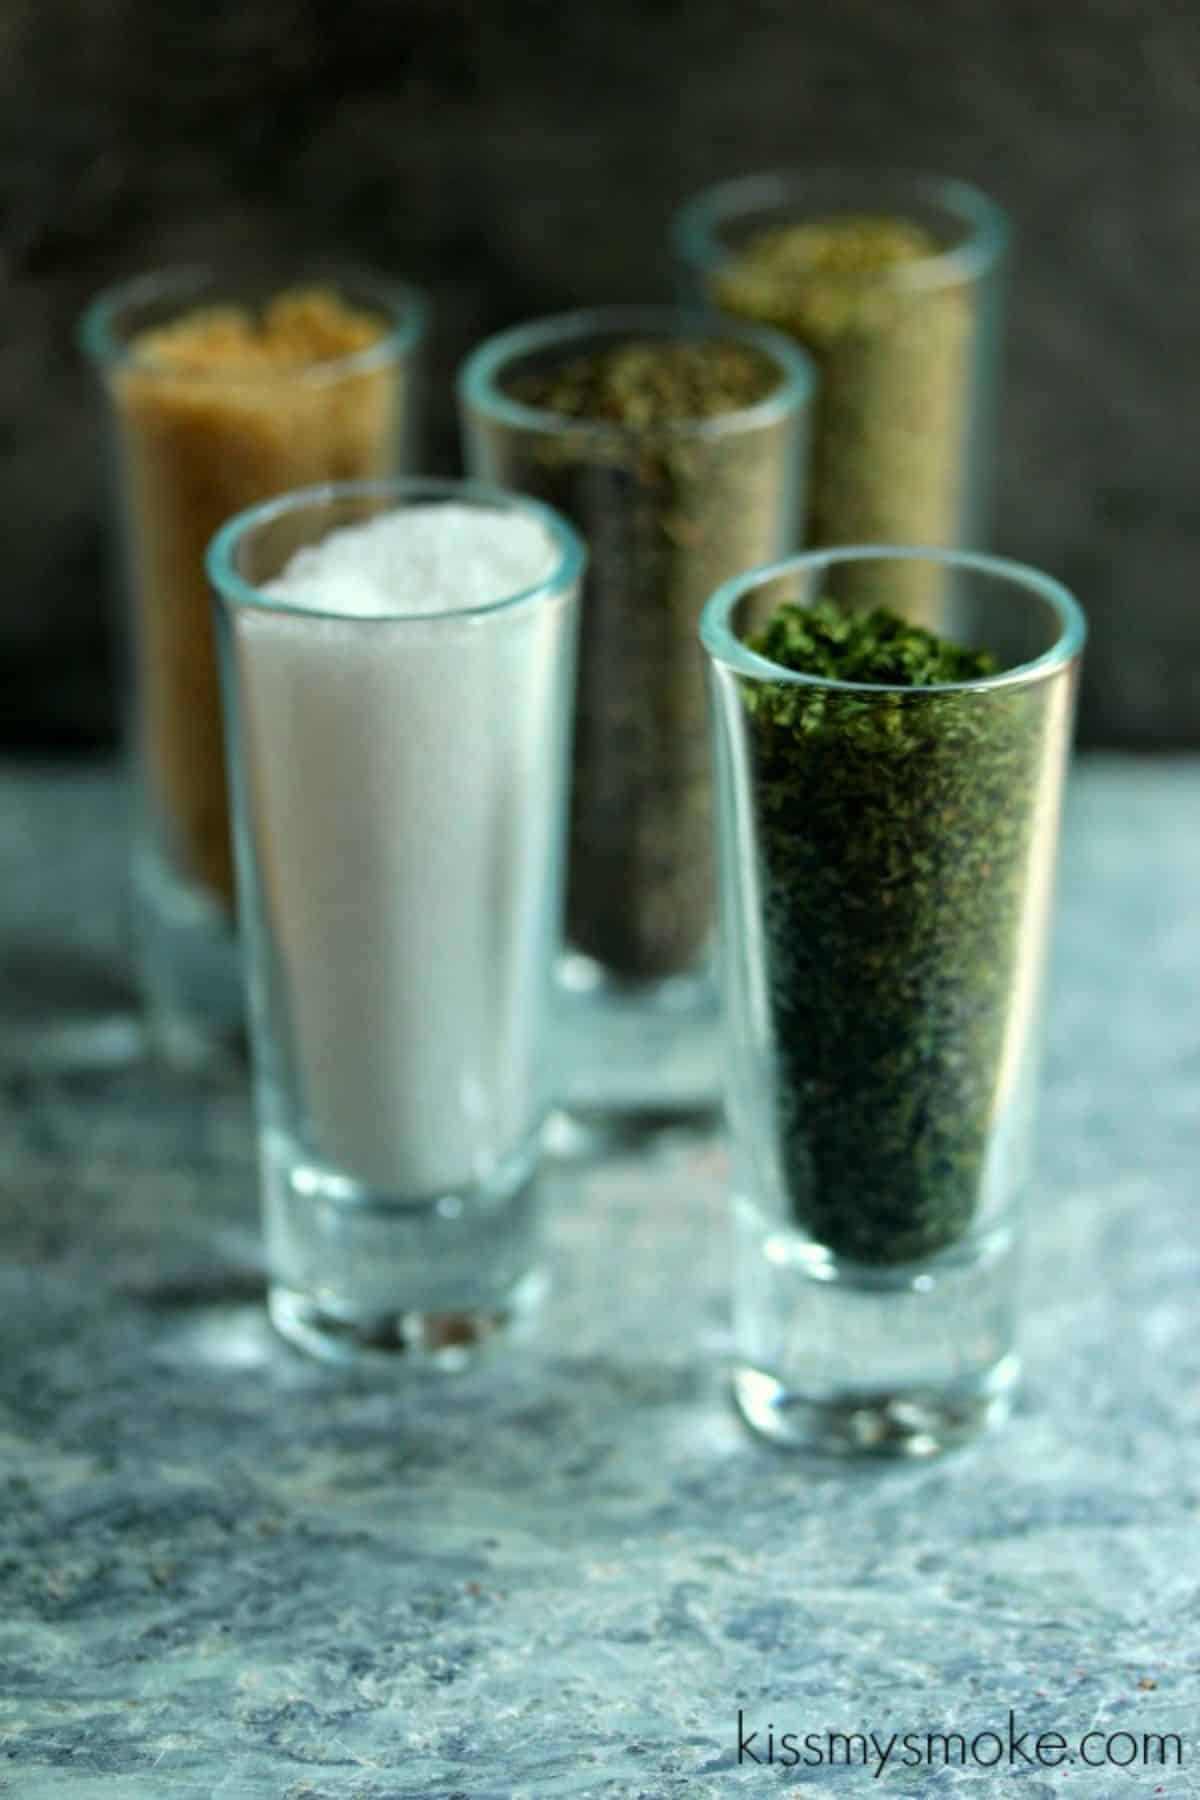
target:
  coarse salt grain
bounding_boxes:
[262,503,557,617]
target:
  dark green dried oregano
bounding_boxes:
[745,600,1043,1265]
[507,338,789,981]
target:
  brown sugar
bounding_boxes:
[112,287,403,908]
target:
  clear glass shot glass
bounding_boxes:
[459,307,813,1129]
[674,171,1009,605]
[701,549,1085,1455]
[207,479,583,1364]
[81,265,427,1068]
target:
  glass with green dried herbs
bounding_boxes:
[460,308,813,1123]
[674,171,1009,612]
[702,549,1084,1456]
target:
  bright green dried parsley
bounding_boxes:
[744,600,1041,1265]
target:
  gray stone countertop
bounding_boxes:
[0,755,1197,1799]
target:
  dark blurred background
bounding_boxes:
[1,0,1196,748]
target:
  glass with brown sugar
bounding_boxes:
[82,268,426,1064]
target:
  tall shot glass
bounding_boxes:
[701,549,1085,1454]
[460,307,813,1128]
[81,266,426,1067]
[673,170,1010,600]
[207,479,582,1363]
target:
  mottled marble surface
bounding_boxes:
[0,757,1197,1798]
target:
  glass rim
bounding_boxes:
[79,262,428,385]
[700,547,1087,694]
[206,477,585,626]
[672,169,1010,293]
[457,303,817,441]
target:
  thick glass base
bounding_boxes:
[269,1267,547,1369]
[733,1360,1017,1457]
[261,1127,544,1364]
[555,950,721,1134]
[733,1198,1018,1458]
[132,841,244,1071]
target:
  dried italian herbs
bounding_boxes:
[711,217,972,613]
[744,600,1041,1265]
[504,337,792,981]
[511,340,778,425]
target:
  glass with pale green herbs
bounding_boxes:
[460,308,813,1127]
[702,548,1084,1457]
[674,171,1009,613]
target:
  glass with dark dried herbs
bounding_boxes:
[460,308,813,1123]
[702,549,1084,1456]
[674,171,1009,610]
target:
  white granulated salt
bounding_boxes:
[232,502,570,1195]
[261,504,559,618]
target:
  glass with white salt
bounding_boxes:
[207,479,582,1363]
